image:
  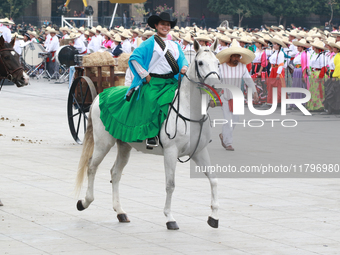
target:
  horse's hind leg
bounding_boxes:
[0,199,3,206]
[77,142,113,211]
[192,148,219,228]
[111,140,132,222]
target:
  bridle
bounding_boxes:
[0,47,24,91]
[165,50,221,163]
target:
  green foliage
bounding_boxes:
[208,0,266,16]
[0,0,34,19]
[266,0,316,19]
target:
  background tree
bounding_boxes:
[0,0,33,19]
[266,0,317,27]
[314,0,340,25]
[208,0,267,27]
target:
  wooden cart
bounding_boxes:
[67,65,125,144]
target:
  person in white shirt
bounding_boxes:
[0,21,12,43]
[12,33,22,55]
[60,27,70,39]
[77,27,86,43]
[96,26,103,44]
[118,30,132,54]
[215,35,231,53]
[181,33,195,64]
[214,39,259,151]
[69,32,87,54]
[87,28,101,53]
[46,29,60,78]
[266,36,287,106]
[307,40,327,111]
[44,27,52,49]
[130,28,140,50]
[28,31,39,43]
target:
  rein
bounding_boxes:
[164,55,221,163]
[0,48,24,91]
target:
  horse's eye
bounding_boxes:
[198,61,203,66]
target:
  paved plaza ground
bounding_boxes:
[1,79,340,255]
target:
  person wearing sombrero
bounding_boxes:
[110,34,123,58]
[252,37,268,95]
[323,41,340,113]
[0,18,14,43]
[28,31,39,43]
[118,30,132,54]
[98,12,188,147]
[87,27,101,53]
[307,39,327,111]
[215,35,231,54]
[45,28,60,78]
[215,39,259,151]
[69,32,87,55]
[266,36,287,106]
[288,39,311,109]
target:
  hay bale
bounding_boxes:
[115,53,131,73]
[83,51,115,67]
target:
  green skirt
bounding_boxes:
[99,77,178,143]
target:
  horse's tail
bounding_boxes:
[75,109,94,196]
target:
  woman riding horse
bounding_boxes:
[99,12,188,148]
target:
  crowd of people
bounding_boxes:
[1,14,340,150]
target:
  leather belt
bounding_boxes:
[150,73,174,79]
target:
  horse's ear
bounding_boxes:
[0,36,4,49]
[10,36,15,47]
[210,38,218,52]
[194,40,200,52]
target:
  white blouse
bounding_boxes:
[253,49,264,63]
[132,37,180,79]
[269,50,284,74]
[310,52,326,68]
[293,52,302,65]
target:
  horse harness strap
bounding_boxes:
[164,74,209,163]
[0,48,24,83]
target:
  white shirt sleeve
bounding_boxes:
[277,52,284,74]
[243,68,257,94]
[131,60,149,79]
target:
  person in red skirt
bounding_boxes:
[265,35,287,107]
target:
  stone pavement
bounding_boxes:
[1,79,340,255]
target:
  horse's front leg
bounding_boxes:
[192,147,219,228]
[163,147,179,230]
[0,199,3,206]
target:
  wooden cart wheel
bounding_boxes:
[67,76,97,144]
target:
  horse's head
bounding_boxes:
[189,39,220,85]
[0,36,29,87]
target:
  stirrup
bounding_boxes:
[146,136,159,148]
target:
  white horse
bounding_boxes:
[75,40,221,230]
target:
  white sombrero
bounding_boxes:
[269,35,287,48]
[0,18,14,25]
[293,39,311,48]
[27,31,39,38]
[119,30,132,39]
[310,39,327,50]
[329,41,340,50]
[216,39,255,65]
[253,37,268,47]
[194,33,212,42]
[69,32,80,40]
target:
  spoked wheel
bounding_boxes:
[67,76,97,144]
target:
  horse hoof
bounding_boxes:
[166,221,179,230]
[207,216,219,228]
[76,200,85,211]
[117,214,130,223]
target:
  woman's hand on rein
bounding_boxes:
[180,66,188,75]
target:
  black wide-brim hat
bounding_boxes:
[147,12,177,29]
